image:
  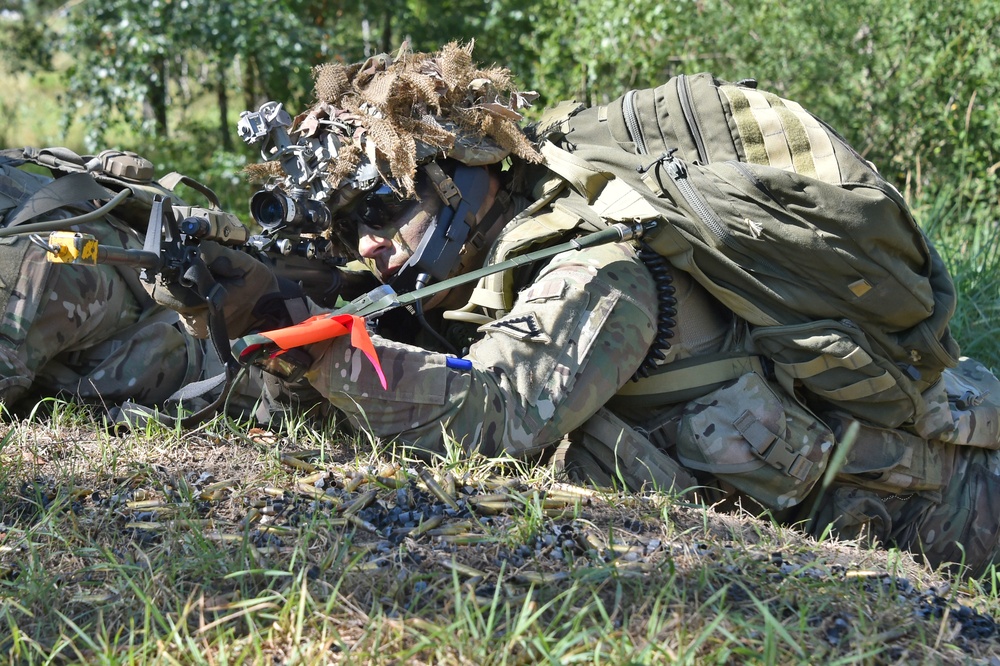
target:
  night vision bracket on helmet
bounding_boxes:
[237,101,380,260]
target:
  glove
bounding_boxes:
[148,241,281,339]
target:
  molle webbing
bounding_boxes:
[719,85,842,184]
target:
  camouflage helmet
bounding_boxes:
[242,41,542,292]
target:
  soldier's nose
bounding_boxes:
[358,232,392,259]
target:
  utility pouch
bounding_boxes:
[824,412,953,497]
[674,372,834,510]
[750,319,920,428]
[552,407,698,493]
[936,357,1000,450]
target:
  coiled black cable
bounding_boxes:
[632,242,676,381]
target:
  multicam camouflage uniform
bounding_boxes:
[0,159,204,410]
[308,239,659,457]
[185,43,1000,576]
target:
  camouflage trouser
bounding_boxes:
[814,445,1000,577]
[886,445,1000,577]
[794,358,1000,576]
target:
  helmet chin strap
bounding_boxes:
[389,162,492,294]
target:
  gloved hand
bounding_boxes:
[148,241,281,339]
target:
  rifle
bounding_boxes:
[34,100,376,307]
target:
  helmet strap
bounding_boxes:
[390,162,492,293]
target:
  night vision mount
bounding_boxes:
[238,101,379,260]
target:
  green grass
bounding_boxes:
[4,42,1000,666]
[917,184,1000,370]
[2,406,1000,664]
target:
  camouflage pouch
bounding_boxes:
[935,357,1000,450]
[824,412,953,497]
[674,372,835,510]
[552,407,698,493]
[750,320,922,428]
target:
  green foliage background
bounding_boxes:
[2,0,999,362]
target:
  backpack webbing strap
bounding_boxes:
[733,410,813,481]
[778,345,873,378]
[5,172,114,228]
[807,371,896,402]
[615,353,766,406]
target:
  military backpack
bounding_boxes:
[533,72,960,431]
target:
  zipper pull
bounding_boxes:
[638,149,680,197]
[637,148,678,174]
[663,152,687,180]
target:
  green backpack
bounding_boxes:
[536,72,960,429]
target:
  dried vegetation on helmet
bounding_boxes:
[246,41,542,197]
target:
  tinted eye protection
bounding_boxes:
[349,184,415,231]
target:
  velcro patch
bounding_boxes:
[480,313,551,343]
[522,279,567,303]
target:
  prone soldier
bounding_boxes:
[45,43,1000,577]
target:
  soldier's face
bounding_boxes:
[357,192,442,281]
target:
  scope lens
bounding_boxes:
[250,190,289,229]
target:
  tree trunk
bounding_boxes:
[380,9,392,54]
[217,62,233,151]
[242,53,259,113]
[149,55,169,137]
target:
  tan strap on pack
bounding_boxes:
[809,371,896,402]
[719,85,842,185]
[465,203,585,315]
[616,352,766,405]
[539,140,610,202]
[779,345,873,378]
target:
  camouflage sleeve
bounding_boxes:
[305,241,658,458]
[0,226,196,406]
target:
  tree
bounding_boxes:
[0,0,63,73]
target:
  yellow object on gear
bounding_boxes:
[46,231,100,265]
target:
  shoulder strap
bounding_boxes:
[5,172,114,227]
[465,203,584,317]
[613,352,766,407]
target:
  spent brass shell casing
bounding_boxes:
[346,514,379,533]
[344,475,365,493]
[342,489,378,516]
[279,454,317,472]
[408,514,444,537]
[256,524,296,536]
[298,471,329,486]
[293,483,339,504]
[125,499,171,510]
[418,468,461,512]
[286,449,322,460]
[442,560,487,578]
[426,520,477,536]
[436,534,494,545]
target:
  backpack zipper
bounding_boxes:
[677,74,709,164]
[658,151,789,280]
[623,90,649,155]
[659,151,731,244]
[729,161,787,211]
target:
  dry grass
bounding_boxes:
[2,401,1000,664]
